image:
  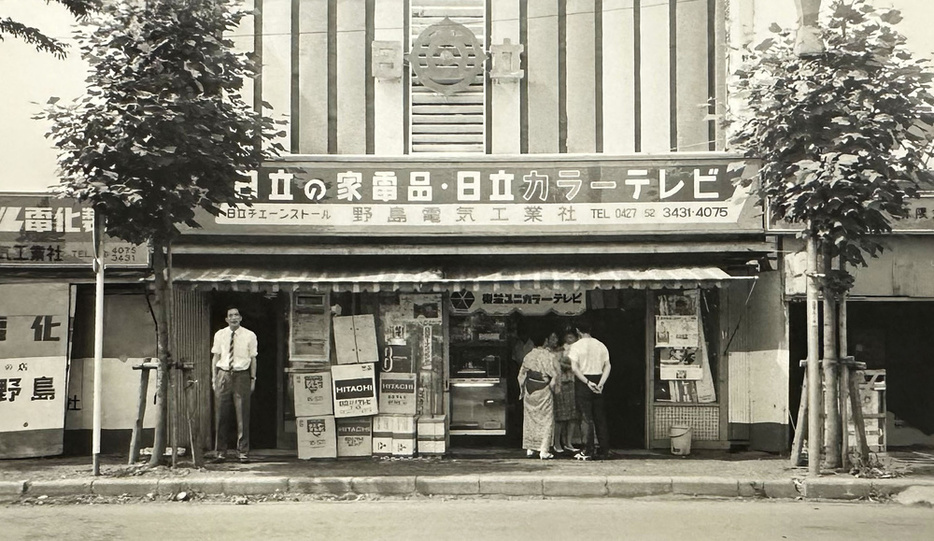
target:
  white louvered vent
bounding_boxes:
[410,0,486,154]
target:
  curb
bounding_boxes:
[6,474,933,502]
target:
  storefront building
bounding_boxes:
[1,1,795,458]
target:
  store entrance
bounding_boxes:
[210,291,283,451]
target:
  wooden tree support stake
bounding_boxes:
[128,359,160,464]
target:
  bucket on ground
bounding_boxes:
[670,424,692,456]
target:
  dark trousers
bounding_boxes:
[575,378,609,456]
[215,370,251,458]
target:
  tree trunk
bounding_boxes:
[821,242,841,469]
[806,235,822,476]
[149,240,173,466]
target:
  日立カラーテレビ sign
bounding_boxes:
[0,194,149,267]
[197,156,761,236]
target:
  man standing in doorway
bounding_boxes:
[210,306,258,464]
[568,319,611,460]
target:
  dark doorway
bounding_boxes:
[210,292,282,451]
[592,292,647,449]
[504,291,647,450]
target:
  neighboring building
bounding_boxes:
[737,0,934,449]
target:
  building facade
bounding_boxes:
[16,0,906,458]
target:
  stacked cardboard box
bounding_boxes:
[372,414,394,457]
[331,363,378,418]
[291,371,333,417]
[392,415,417,457]
[417,415,447,455]
[371,414,418,457]
[296,416,336,459]
[337,417,373,457]
[378,372,417,415]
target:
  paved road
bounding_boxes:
[4,498,933,540]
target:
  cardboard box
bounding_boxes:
[292,371,333,417]
[296,415,336,459]
[378,372,418,415]
[417,415,447,455]
[392,415,418,457]
[333,314,379,364]
[337,417,373,457]
[372,415,394,457]
[331,363,378,418]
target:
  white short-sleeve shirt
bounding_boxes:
[212,326,258,371]
[568,336,610,375]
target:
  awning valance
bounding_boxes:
[168,265,752,293]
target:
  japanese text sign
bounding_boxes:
[200,157,760,236]
[0,283,70,458]
[0,194,149,267]
[449,288,587,316]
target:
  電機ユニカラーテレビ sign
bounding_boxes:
[196,156,761,236]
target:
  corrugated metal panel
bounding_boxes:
[172,289,212,451]
[410,0,486,154]
[169,265,752,292]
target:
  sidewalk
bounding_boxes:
[3,448,934,503]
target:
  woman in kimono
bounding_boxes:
[518,327,559,459]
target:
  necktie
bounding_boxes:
[229,329,236,368]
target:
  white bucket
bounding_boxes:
[670,425,693,456]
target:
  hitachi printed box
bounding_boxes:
[291,371,333,417]
[378,372,417,415]
[336,417,373,457]
[331,363,378,418]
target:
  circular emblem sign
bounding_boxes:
[410,17,486,96]
[450,290,475,311]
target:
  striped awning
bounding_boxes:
[168,265,751,293]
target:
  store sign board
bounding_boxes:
[0,194,149,267]
[449,288,587,316]
[0,283,70,458]
[197,157,760,236]
[766,193,934,233]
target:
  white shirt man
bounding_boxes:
[210,307,257,463]
[568,323,611,460]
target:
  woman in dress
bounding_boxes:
[552,327,580,454]
[518,327,559,459]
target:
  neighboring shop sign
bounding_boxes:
[203,157,759,236]
[767,193,934,233]
[0,194,148,267]
[331,363,378,418]
[0,283,70,458]
[449,288,586,316]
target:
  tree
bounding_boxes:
[729,0,934,471]
[38,0,284,466]
[1,0,99,58]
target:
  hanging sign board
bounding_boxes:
[0,283,70,458]
[448,289,586,316]
[0,194,148,267]
[196,156,760,237]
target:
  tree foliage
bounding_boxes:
[729,0,934,267]
[0,0,99,58]
[39,0,283,245]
